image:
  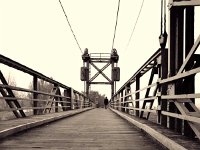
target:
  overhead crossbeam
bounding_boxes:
[89,62,112,83]
[169,0,200,8]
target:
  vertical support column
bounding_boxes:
[121,91,124,112]
[71,89,74,109]
[168,6,176,130]
[161,48,168,127]
[184,6,195,138]
[113,95,116,109]
[125,84,131,114]
[111,62,114,99]
[83,96,85,108]
[168,6,184,132]
[54,85,59,113]
[135,75,140,117]
[116,93,121,110]
[85,60,90,98]
[64,88,73,110]
[33,76,38,115]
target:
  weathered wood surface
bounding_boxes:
[0,107,93,139]
[0,108,164,150]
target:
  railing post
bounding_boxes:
[113,95,116,109]
[168,6,184,132]
[125,84,131,114]
[64,88,73,110]
[135,75,140,117]
[117,93,120,111]
[54,85,59,113]
[121,91,125,112]
[184,6,195,138]
[160,48,168,126]
[71,89,74,109]
[33,76,38,115]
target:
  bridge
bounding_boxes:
[1,0,200,149]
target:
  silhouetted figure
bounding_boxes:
[104,97,109,109]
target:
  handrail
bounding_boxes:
[114,49,161,96]
[0,54,70,90]
[0,54,92,118]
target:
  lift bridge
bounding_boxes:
[1,0,200,149]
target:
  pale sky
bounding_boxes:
[0,0,190,98]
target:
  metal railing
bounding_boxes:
[0,54,92,119]
[111,36,200,140]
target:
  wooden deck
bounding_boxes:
[0,108,164,150]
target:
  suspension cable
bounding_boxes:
[59,0,83,54]
[164,0,166,33]
[159,0,167,49]
[160,0,166,34]
[161,0,163,34]
[111,0,121,51]
[124,0,145,52]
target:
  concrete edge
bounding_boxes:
[0,107,94,139]
[110,108,187,150]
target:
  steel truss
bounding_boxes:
[81,49,120,99]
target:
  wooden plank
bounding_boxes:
[0,107,94,139]
[0,108,164,150]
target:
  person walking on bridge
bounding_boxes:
[104,97,109,109]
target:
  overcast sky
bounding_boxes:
[0,0,171,98]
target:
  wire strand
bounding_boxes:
[125,0,145,52]
[111,0,121,51]
[59,0,83,54]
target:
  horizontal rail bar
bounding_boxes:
[116,106,157,113]
[161,111,200,124]
[0,106,70,112]
[159,67,200,84]
[0,84,69,99]
[120,96,157,103]
[0,97,71,104]
[161,93,200,99]
[125,82,158,98]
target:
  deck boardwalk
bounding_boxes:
[0,108,164,150]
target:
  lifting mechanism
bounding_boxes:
[81,48,120,99]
